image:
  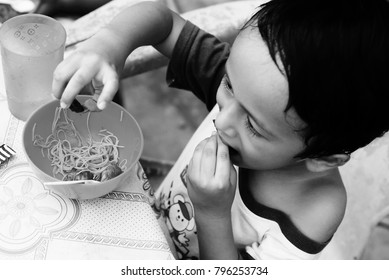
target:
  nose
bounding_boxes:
[215,91,240,138]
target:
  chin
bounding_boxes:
[228,146,266,170]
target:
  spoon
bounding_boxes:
[43,180,100,186]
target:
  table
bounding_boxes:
[0,52,175,261]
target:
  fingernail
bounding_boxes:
[60,101,67,109]
[51,93,59,100]
[97,101,106,110]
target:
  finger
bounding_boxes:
[200,133,218,178]
[52,57,80,100]
[60,67,98,108]
[215,133,231,179]
[96,69,120,110]
[189,139,207,180]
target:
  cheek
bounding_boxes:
[240,140,302,170]
[215,86,223,108]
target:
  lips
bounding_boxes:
[216,131,239,158]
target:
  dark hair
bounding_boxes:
[244,0,389,158]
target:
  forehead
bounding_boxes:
[227,27,305,133]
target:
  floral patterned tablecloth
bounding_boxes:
[0,63,174,260]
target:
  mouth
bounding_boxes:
[215,130,239,158]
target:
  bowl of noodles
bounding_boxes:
[22,95,144,200]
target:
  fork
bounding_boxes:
[0,144,16,165]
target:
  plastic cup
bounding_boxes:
[0,14,66,121]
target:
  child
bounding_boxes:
[52,0,389,259]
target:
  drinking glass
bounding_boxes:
[0,14,66,121]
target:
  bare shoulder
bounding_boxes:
[292,171,347,243]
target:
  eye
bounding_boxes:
[222,74,234,94]
[244,115,262,138]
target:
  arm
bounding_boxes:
[187,132,238,259]
[195,210,238,260]
[52,1,186,109]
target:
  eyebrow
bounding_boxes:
[225,66,275,139]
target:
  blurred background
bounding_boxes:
[0,0,387,259]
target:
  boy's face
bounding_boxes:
[215,27,306,170]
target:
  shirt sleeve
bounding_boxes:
[166,21,230,111]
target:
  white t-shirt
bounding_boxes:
[232,183,329,259]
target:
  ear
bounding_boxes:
[305,154,350,172]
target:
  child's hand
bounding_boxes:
[52,38,121,110]
[186,132,237,219]
[51,1,185,111]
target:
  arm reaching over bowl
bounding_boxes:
[52,1,185,110]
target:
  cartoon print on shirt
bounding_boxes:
[161,183,196,259]
[152,164,199,259]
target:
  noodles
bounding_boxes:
[33,107,126,181]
